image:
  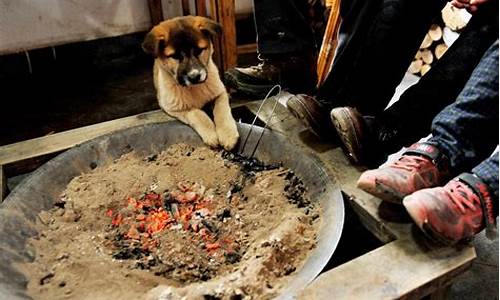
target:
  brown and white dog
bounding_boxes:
[142,16,239,150]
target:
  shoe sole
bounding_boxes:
[359,180,405,204]
[330,108,362,164]
[224,72,275,98]
[286,96,322,137]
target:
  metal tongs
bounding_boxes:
[238,85,281,158]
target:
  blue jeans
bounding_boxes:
[428,40,499,204]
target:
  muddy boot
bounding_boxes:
[286,94,330,137]
[403,173,497,245]
[357,143,449,203]
[329,107,399,167]
[224,53,317,98]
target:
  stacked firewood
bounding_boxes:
[409,3,471,77]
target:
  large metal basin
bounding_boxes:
[0,121,344,299]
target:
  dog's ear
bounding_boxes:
[194,16,222,37]
[142,26,168,57]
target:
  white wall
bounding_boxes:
[0,0,251,55]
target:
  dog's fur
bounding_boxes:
[142,16,239,150]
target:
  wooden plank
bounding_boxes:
[147,0,164,25]
[0,101,249,172]
[181,0,191,15]
[237,43,257,55]
[0,110,172,167]
[208,0,224,73]
[195,0,208,17]
[216,0,237,72]
[0,165,6,202]
[298,239,475,300]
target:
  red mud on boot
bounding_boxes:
[357,143,446,203]
[403,173,496,245]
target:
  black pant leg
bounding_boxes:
[380,2,499,152]
[254,0,316,55]
[317,0,446,114]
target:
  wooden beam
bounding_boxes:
[216,0,237,71]
[298,239,475,300]
[0,110,172,167]
[195,0,208,17]
[237,43,257,55]
[181,0,191,16]
[147,0,164,26]
[0,101,249,175]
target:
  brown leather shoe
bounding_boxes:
[330,107,366,164]
[224,53,317,98]
[286,94,326,137]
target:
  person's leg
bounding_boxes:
[427,40,499,175]
[357,40,499,203]
[253,0,316,55]
[288,0,446,137]
[317,0,447,114]
[380,2,499,152]
[330,4,499,166]
[225,0,320,97]
[403,152,498,245]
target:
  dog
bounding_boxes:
[142,16,239,150]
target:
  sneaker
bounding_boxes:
[403,173,496,245]
[286,94,328,137]
[357,143,448,203]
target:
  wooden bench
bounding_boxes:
[0,101,476,299]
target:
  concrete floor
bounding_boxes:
[1,38,498,299]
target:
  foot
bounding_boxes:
[224,54,316,98]
[286,94,327,137]
[403,173,496,245]
[330,107,366,164]
[216,121,240,151]
[357,143,448,203]
[330,107,401,167]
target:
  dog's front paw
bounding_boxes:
[217,122,239,151]
[201,131,220,148]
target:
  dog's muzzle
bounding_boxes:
[181,69,207,86]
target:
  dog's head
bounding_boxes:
[142,16,222,86]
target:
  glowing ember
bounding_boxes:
[105,182,236,256]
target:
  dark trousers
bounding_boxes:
[317,0,448,113]
[380,2,499,153]
[253,0,317,55]
[428,40,499,202]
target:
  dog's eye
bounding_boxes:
[193,47,207,56]
[167,52,182,60]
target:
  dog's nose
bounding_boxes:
[188,72,201,83]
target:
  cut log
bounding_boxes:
[421,64,431,76]
[428,24,443,41]
[415,51,422,60]
[420,49,434,65]
[408,59,423,74]
[420,34,433,49]
[435,43,449,59]
[442,3,469,31]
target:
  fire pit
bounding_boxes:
[0,122,344,299]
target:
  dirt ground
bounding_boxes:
[18,144,321,300]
